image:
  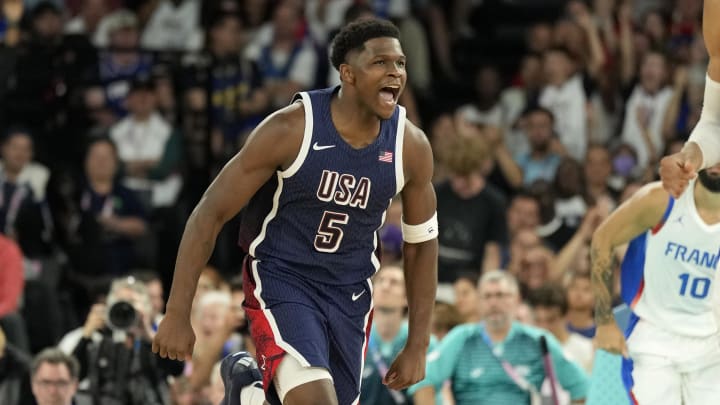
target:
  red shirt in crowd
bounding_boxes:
[0,234,23,318]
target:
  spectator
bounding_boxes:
[455,65,505,129]
[409,271,588,405]
[192,265,224,308]
[452,272,481,323]
[168,375,195,405]
[0,233,29,353]
[244,0,318,108]
[620,51,673,172]
[4,2,81,162]
[0,0,23,48]
[0,127,50,202]
[505,228,542,277]
[109,77,183,211]
[565,272,596,339]
[65,138,147,307]
[500,52,543,156]
[183,12,268,167]
[517,245,556,297]
[64,0,110,37]
[431,301,462,341]
[189,290,236,391]
[204,361,225,405]
[526,22,553,54]
[553,158,588,230]
[584,144,618,203]
[130,270,165,330]
[140,0,203,52]
[456,120,524,194]
[531,180,577,251]
[88,9,154,119]
[539,47,588,161]
[515,107,563,186]
[60,276,183,405]
[362,264,438,405]
[0,129,47,238]
[0,324,32,405]
[506,190,541,237]
[30,348,80,405]
[529,283,593,373]
[436,135,508,284]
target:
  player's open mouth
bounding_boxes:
[379,85,400,105]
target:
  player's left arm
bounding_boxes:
[591,183,668,326]
[591,182,669,355]
[400,121,438,352]
[384,120,438,390]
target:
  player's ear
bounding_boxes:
[339,64,355,85]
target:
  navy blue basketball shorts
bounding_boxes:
[242,256,374,405]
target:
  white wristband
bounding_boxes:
[401,212,439,243]
[688,75,720,169]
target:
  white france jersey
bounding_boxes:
[621,180,720,337]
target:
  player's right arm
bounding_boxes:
[591,182,669,355]
[152,103,305,360]
[661,0,720,196]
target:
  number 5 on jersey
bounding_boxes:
[315,211,349,252]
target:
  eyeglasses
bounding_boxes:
[34,379,74,389]
[481,292,513,300]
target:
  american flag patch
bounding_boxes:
[378,151,393,163]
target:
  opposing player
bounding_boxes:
[152,19,439,405]
[661,0,720,196]
[592,166,720,404]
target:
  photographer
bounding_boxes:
[62,276,182,405]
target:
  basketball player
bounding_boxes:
[152,19,439,405]
[660,0,720,196]
[592,167,720,404]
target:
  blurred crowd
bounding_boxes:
[0,0,706,404]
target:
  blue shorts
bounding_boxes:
[242,256,374,405]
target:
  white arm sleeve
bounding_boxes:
[401,212,439,244]
[688,75,720,168]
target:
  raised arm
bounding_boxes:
[661,0,720,195]
[152,103,304,360]
[384,121,439,390]
[591,183,668,355]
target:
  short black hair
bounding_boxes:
[2,126,33,145]
[523,105,555,124]
[528,282,568,315]
[545,45,576,62]
[330,18,400,71]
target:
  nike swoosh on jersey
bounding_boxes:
[352,290,366,301]
[313,142,336,151]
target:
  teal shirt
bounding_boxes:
[361,323,439,405]
[409,322,589,404]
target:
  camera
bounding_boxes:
[107,300,137,331]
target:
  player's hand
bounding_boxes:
[594,323,628,357]
[152,311,195,361]
[383,346,426,390]
[659,143,702,198]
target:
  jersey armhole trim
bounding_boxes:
[651,196,675,235]
[394,106,407,194]
[280,92,313,178]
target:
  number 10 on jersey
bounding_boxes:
[678,273,711,299]
[315,211,349,252]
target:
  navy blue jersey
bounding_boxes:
[239,87,407,285]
